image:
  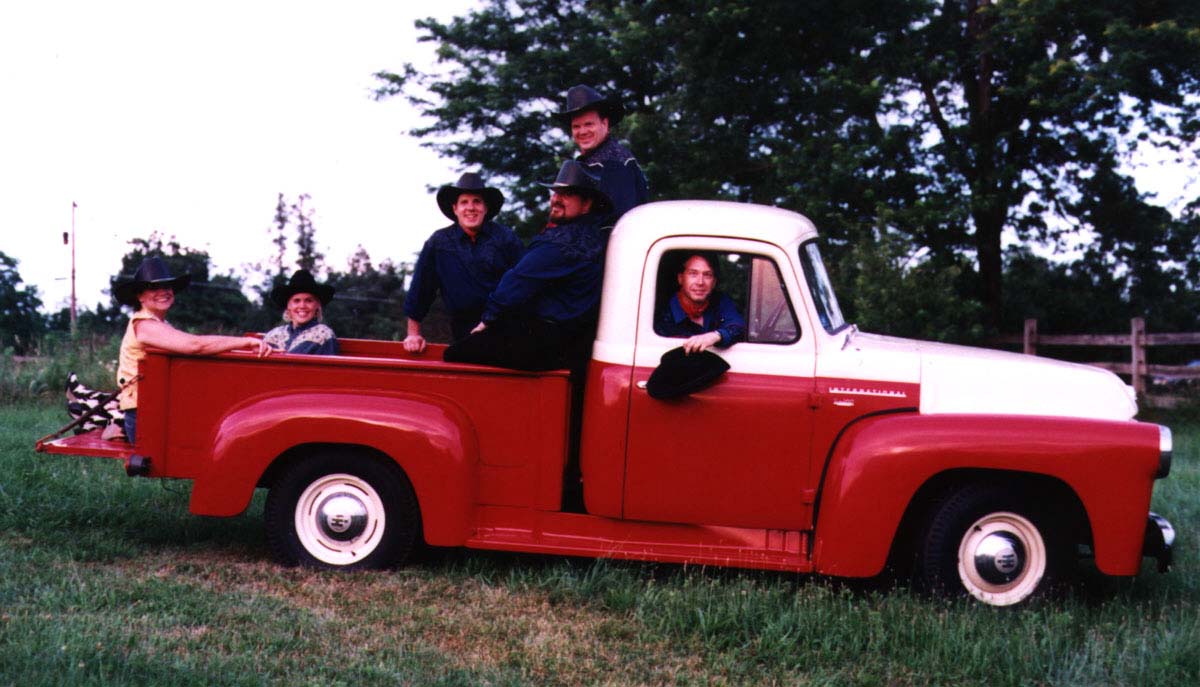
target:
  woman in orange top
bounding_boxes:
[114,256,271,443]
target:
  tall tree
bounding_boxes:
[291,193,324,273]
[271,192,289,278]
[0,251,45,354]
[247,192,329,331]
[378,0,1200,331]
[896,0,1200,327]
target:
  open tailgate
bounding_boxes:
[36,428,134,460]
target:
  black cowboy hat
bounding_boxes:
[556,84,626,127]
[645,347,730,400]
[270,269,336,308]
[435,172,505,222]
[113,256,191,307]
[539,160,614,216]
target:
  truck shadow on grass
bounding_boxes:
[415,542,1187,613]
[415,544,900,608]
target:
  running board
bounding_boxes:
[466,506,813,573]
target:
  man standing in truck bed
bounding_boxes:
[558,84,648,224]
[403,173,524,352]
[443,160,612,373]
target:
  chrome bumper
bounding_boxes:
[1143,512,1175,573]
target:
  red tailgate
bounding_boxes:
[36,428,134,460]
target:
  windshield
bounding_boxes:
[799,241,847,333]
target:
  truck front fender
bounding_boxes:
[812,413,1161,578]
[189,391,478,546]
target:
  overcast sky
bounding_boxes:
[1,0,480,313]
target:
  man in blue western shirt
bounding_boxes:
[558,84,649,225]
[403,173,524,352]
[442,160,612,372]
[655,252,746,353]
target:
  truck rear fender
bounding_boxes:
[189,392,478,545]
[812,413,1161,578]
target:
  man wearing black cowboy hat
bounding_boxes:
[443,160,612,372]
[558,84,649,224]
[403,172,524,352]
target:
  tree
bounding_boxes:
[46,302,124,339]
[0,251,45,353]
[271,192,289,278]
[842,231,986,343]
[894,0,1200,328]
[323,246,410,341]
[378,0,1200,332]
[291,193,324,273]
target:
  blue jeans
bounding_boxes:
[123,409,137,444]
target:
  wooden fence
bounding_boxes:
[994,318,1200,408]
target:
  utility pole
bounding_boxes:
[70,201,77,335]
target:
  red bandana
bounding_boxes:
[676,291,709,322]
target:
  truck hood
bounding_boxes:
[838,331,1138,421]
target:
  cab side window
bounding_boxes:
[652,250,799,345]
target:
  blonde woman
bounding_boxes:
[262,269,339,355]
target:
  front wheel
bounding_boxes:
[915,484,1060,606]
[265,450,420,570]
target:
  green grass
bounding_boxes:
[2,401,1198,686]
[2,335,120,404]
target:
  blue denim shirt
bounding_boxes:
[404,220,524,322]
[578,136,649,225]
[654,292,746,347]
[482,214,607,330]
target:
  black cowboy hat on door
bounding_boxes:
[270,269,336,309]
[556,84,626,128]
[113,256,192,307]
[435,172,505,223]
[646,347,731,399]
[539,160,614,216]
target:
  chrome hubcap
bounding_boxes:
[317,493,369,541]
[971,531,1025,584]
[956,511,1047,606]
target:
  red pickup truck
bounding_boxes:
[38,200,1175,606]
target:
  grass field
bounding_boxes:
[2,401,1198,686]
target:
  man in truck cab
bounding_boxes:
[443,160,612,373]
[558,84,649,224]
[403,173,524,353]
[654,252,746,353]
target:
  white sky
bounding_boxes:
[0,0,481,313]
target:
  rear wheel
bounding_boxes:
[915,484,1060,606]
[265,450,420,570]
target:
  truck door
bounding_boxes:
[622,242,818,530]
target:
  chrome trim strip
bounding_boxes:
[828,386,907,398]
